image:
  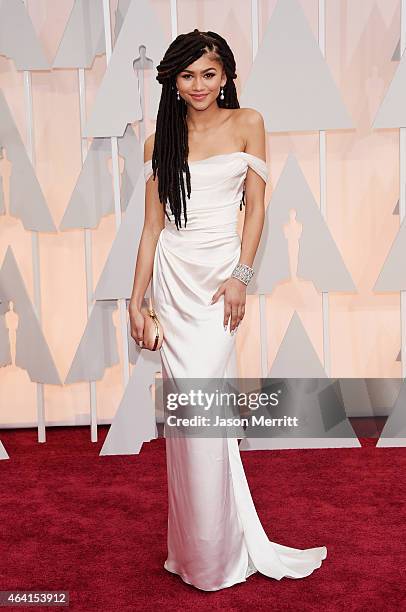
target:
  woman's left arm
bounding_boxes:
[210,109,267,334]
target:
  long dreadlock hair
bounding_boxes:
[152,29,245,230]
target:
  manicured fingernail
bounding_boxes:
[224,325,227,332]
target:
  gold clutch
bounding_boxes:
[141,297,164,351]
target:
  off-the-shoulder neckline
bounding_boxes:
[143,151,266,166]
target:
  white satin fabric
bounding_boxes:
[144,151,327,591]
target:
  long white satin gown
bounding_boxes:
[144,151,327,591]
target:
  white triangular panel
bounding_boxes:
[240,313,359,450]
[240,0,353,132]
[0,440,9,460]
[100,350,161,455]
[60,126,143,229]
[392,38,400,62]
[65,301,120,384]
[93,172,151,301]
[0,0,49,69]
[373,41,406,128]
[374,216,406,291]
[267,312,327,379]
[83,0,169,137]
[53,0,105,69]
[0,247,61,384]
[114,0,132,39]
[248,154,356,295]
[0,91,55,231]
[377,379,406,447]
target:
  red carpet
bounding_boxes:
[0,427,405,611]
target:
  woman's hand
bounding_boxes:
[210,277,246,333]
[129,301,145,348]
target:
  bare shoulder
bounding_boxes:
[235,108,266,158]
[144,132,155,162]
[236,107,264,128]
[233,108,265,140]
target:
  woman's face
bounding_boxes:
[176,54,226,109]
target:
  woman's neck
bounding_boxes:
[186,103,226,133]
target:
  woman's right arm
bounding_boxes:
[129,133,164,347]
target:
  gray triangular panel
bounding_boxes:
[0,91,55,231]
[114,0,132,39]
[339,379,374,417]
[93,172,151,300]
[0,440,9,459]
[377,379,406,447]
[392,39,400,62]
[240,313,358,450]
[53,0,105,68]
[248,154,355,294]
[0,0,49,70]
[83,0,169,137]
[334,378,399,425]
[374,216,406,291]
[268,312,327,379]
[373,41,406,128]
[100,350,161,455]
[0,247,61,384]
[240,0,353,132]
[65,300,120,384]
[60,126,143,229]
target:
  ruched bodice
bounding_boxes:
[143,151,269,378]
[142,150,327,591]
[144,151,268,234]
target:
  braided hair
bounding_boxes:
[152,29,245,230]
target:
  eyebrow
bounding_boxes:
[180,67,217,74]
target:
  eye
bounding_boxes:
[180,73,216,80]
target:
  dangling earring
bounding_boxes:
[220,86,225,100]
[176,89,180,101]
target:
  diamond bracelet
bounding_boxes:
[231,263,254,286]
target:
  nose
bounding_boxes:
[192,77,205,91]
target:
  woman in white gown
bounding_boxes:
[130,29,327,591]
